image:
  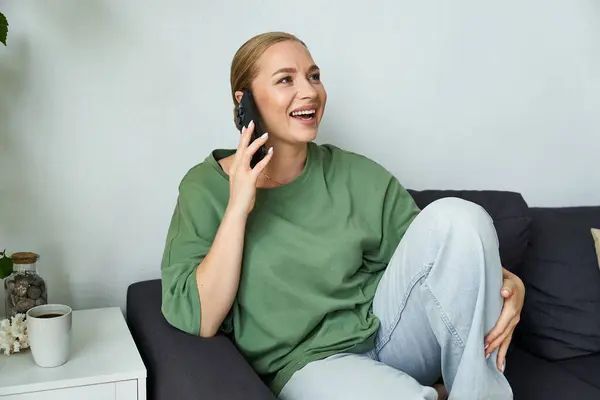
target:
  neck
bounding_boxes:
[263,140,308,184]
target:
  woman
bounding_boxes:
[160,32,524,399]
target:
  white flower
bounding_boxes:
[0,313,29,356]
[10,314,27,341]
[0,328,12,356]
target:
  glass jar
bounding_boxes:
[4,252,47,318]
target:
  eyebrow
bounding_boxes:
[271,65,320,76]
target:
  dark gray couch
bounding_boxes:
[126,190,600,399]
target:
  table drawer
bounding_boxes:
[1,380,138,400]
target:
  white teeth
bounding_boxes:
[291,109,316,116]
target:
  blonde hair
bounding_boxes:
[230,32,307,125]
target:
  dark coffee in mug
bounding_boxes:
[37,313,64,319]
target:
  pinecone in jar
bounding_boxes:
[6,293,18,317]
[13,276,29,297]
[9,291,17,304]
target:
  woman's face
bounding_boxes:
[236,40,327,145]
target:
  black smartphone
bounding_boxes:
[235,91,268,168]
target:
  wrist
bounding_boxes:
[224,203,250,221]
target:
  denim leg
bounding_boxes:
[369,197,513,399]
[278,353,438,400]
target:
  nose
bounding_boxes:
[297,76,318,100]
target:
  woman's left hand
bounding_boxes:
[484,267,525,372]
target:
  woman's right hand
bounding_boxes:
[227,120,273,217]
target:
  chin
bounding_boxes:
[290,127,319,143]
[287,115,320,143]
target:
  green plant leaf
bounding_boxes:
[0,250,13,279]
[0,12,8,46]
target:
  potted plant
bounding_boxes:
[0,252,27,359]
[1,11,8,46]
[0,12,10,267]
[0,11,9,274]
[0,250,13,279]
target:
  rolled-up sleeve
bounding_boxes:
[160,178,217,336]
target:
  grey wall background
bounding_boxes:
[0,0,598,314]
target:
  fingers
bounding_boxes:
[502,268,526,299]
[251,147,274,177]
[234,120,255,163]
[486,320,517,357]
[485,307,514,349]
[243,132,270,164]
[501,278,516,298]
[496,331,513,372]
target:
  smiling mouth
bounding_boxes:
[289,109,316,120]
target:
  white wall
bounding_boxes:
[1,0,599,315]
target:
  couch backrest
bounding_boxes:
[515,206,600,360]
[409,190,532,270]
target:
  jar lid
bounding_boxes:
[11,252,40,264]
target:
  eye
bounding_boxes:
[277,76,292,84]
[310,72,321,82]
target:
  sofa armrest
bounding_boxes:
[126,280,276,400]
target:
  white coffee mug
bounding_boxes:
[26,304,73,368]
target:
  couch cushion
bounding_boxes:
[504,345,600,399]
[515,206,600,360]
[409,190,531,270]
[555,352,600,390]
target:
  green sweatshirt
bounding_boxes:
[160,142,420,394]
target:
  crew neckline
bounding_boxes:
[208,142,317,200]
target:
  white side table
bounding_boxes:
[0,307,147,400]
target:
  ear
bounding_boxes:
[234,90,245,104]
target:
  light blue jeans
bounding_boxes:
[279,198,514,399]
